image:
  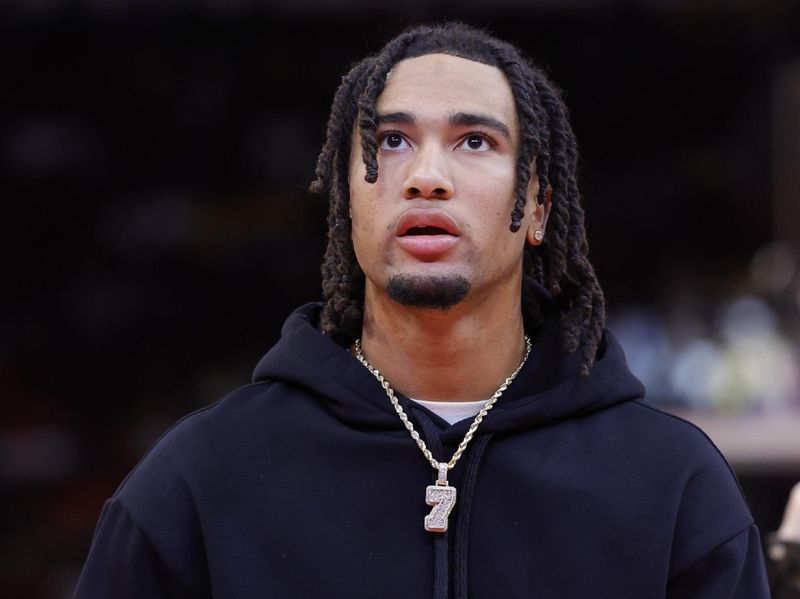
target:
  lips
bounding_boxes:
[394,209,460,259]
[395,210,460,237]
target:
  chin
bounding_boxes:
[386,274,471,309]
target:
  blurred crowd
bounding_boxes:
[612,240,800,414]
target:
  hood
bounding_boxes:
[252,282,645,441]
[252,283,646,598]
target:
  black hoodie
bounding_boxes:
[75,288,769,598]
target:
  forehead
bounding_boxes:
[377,53,518,134]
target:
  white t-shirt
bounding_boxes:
[409,397,489,425]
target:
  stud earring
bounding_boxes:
[533,230,544,242]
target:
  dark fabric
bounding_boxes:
[666,526,770,598]
[76,500,199,598]
[453,433,491,599]
[74,283,770,598]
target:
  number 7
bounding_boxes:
[425,484,457,532]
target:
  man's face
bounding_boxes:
[349,53,545,310]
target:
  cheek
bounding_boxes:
[349,182,391,271]
[349,218,378,278]
[465,169,517,221]
[350,182,383,236]
[349,160,401,232]
[465,169,526,255]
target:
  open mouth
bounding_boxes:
[395,210,461,238]
[403,226,451,236]
[394,211,461,258]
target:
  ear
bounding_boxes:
[526,179,552,246]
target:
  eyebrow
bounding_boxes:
[376,111,416,125]
[449,112,513,142]
[376,111,513,142]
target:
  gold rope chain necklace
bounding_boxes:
[353,335,532,533]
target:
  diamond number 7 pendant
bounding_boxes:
[425,463,457,532]
[353,335,531,533]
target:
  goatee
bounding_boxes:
[386,275,470,309]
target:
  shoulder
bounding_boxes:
[615,401,757,575]
[606,400,749,507]
[112,379,307,512]
[124,382,273,469]
[100,379,309,555]
[602,399,743,472]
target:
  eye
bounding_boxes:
[458,134,494,152]
[378,132,411,150]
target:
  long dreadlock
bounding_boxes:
[310,22,605,376]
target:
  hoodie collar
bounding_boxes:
[252,285,645,437]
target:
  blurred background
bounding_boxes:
[2,0,800,596]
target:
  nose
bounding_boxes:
[402,145,454,200]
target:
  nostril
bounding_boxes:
[404,183,452,199]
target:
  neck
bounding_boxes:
[358,284,528,402]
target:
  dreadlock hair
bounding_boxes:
[310,22,606,376]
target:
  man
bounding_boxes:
[75,22,769,598]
